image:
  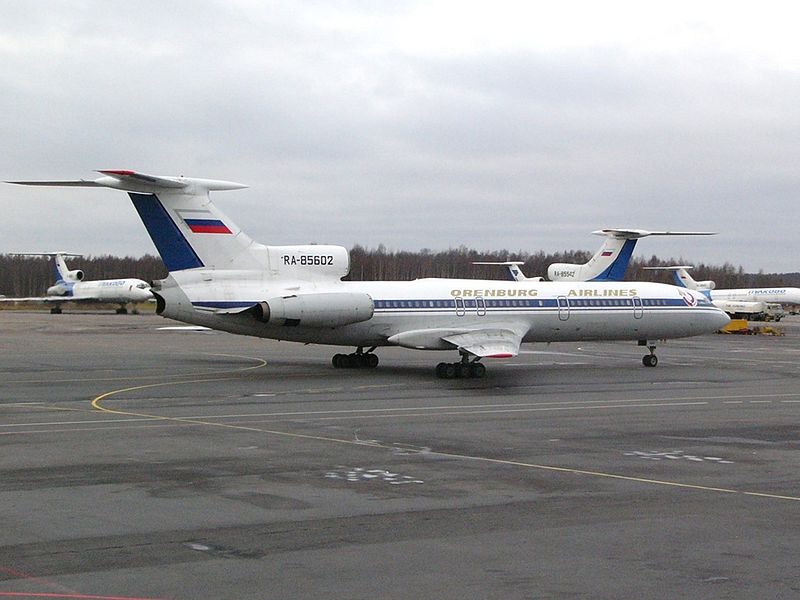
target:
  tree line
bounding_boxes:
[0,249,797,297]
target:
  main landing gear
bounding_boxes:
[435,353,486,379]
[639,341,659,367]
[332,347,379,369]
[49,306,63,314]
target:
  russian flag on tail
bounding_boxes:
[176,209,233,234]
[184,218,232,234]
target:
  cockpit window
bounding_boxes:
[136,282,149,289]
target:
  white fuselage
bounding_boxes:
[156,272,728,349]
[47,278,153,303]
[708,287,800,305]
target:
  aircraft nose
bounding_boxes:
[711,307,730,330]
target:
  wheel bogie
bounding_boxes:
[332,351,379,369]
[435,360,487,379]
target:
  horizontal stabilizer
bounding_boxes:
[6,180,101,187]
[473,261,543,282]
[8,169,248,193]
[593,229,716,239]
[643,265,694,270]
[10,251,83,258]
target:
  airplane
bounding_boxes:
[0,251,153,314]
[645,265,800,319]
[477,229,716,282]
[7,170,729,377]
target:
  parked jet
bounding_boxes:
[8,171,729,377]
[480,229,716,282]
[645,265,800,319]
[1,251,152,313]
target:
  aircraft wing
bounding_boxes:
[0,297,63,303]
[387,324,526,357]
[442,328,523,358]
[0,297,119,303]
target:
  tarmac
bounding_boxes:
[1,310,799,599]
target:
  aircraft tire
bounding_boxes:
[642,354,658,367]
[469,363,486,378]
[366,353,379,368]
[456,363,471,378]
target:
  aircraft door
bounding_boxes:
[632,296,643,319]
[454,297,465,317]
[557,296,570,321]
[476,296,486,316]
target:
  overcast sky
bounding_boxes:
[2,1,798,272]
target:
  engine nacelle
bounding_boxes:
[252,292,374,327]
[65,269,84,281]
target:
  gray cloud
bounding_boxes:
[2,2,798,272]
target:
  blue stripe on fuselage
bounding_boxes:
[129,193,204,271]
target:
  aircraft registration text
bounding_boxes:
[282,255,335,266]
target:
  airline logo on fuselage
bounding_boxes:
[451,288,538,297]
[451,287,639,298]
[567,288,638,297]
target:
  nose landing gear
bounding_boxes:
[639,341,659,367]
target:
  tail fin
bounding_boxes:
[10,252,83,283]
[103,170,262,271]
[127,190,264,271]
[53,253,71,282]
[9,171,261,272]
[9,171,353,283]
[643,265,715,291]
[547,229,716,282]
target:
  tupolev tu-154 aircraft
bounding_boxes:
[1,251,152,313]
[646,265,800,319]
[477,229,715,283]
[7,170,729,378]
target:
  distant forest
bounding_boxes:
[1,249,797,297]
